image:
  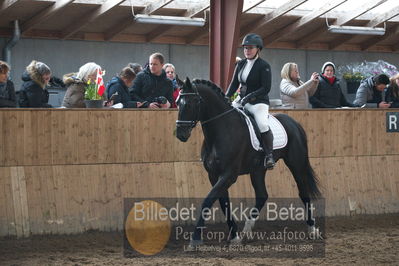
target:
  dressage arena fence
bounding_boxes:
[0,109,398,237]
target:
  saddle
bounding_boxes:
[236,108,288,151]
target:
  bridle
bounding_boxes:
[176,89,236,129]
[176,92,201,128]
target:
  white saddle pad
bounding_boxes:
[236,109,288,151]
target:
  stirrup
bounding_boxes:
[264,156,275,170]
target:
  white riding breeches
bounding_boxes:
[245,103,270,132]
[232,96,270,132]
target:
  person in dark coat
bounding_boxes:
[18,60,52,108]
[0,60,16,107]
[130,53,173,109]
[226,33,275,169]
[386,73,399,108]
[106,67,142,108]
[353,74,390,108]
[309,62,353,108]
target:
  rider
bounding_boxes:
[226,33,275,169]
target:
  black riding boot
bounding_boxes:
[260,130,275,169]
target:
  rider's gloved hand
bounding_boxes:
[241,96,250,106]
[225,96,232,105]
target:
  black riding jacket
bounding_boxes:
[226,57,271,105]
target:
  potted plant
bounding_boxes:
[338,63,365,94]
[84,69,106,108]
[338,60,399,94]
[342,72,364,94]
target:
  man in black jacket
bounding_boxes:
[131,53,173,109]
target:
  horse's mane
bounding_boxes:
[192,79,225,97]
[192,79,229,104]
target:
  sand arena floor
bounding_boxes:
[1,213,398,265]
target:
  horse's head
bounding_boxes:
[176,77,201,142]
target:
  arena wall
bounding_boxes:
[0,109,398,237]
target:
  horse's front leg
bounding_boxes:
[207,173,239,243]
[191,174,238,246]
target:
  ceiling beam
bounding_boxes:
[104,17,135,41]
[185,2,209,17]
[240,0,307,37]
[361,23,399,50]
[146,24,174,42]
[266,0,348,46]
[143,0,173,14]
[186,20,209,44]
[295,24,328,48]
[145,2,210,43]
[61,0,124,39]
[0,0,24,16]
[242,0,265,13]
[21,0,74,33]
[335,0,387,26]
[329,7,399,50]
[104,6,146,41]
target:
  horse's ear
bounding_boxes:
[183,77,193,92]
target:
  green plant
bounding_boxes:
[342,72,364,82]
[85,79,102,100]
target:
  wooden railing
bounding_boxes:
[0,109,398,237]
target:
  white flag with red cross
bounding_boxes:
[96,69,106,96]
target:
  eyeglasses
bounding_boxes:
[243,46,256,50]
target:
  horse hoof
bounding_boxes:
[229,235,241,244]
[189,239,203,248]
[243,219,256,233]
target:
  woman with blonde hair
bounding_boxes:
[19,60,52,108]
[62,62,102,108]
[386,73,399,108]
[279,62,319,109]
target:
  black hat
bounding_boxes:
[242,33,263,50]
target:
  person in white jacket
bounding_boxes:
[280,62,319,109]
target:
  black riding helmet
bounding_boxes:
[242,33,263,50]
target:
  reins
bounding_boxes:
[176,88,235,128]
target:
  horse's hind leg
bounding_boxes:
[243,168,268,233]
[283,157,316,228]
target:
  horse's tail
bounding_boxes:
[296,122,321,199]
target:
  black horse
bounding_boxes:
[176,78,321,245]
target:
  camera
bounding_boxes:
[153,96,167,105]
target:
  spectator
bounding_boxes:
[131,53,173,109]
[0,60,16,107]
[310,62,353,108]
[386,73,399,108]
[62,62,102,108]
[106,67,142,108]
[279,62,319,109]
[353,73,390,108]
[128,63,143,75]
[163,63,182,108]
[18,60,52,108]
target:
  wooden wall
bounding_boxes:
[0,109,398,237]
